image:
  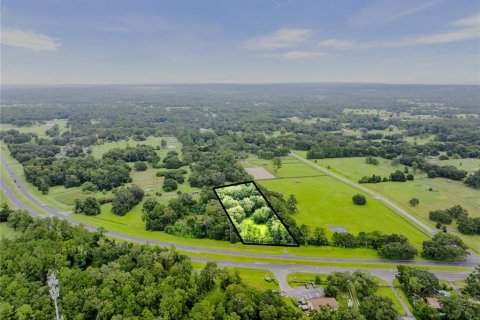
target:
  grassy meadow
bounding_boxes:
[298,155,480,252]
[253,156,430,249]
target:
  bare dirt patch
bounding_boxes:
[245,167,275,180]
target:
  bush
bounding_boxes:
[389,170,406,182]
[112,185,144,216]
[422,233,469,260]
[162,178,178,192]
[365,156,379,165]
[134,161,148,171]
[82,197,101,216]
[378,241,418,260]
[409,198,419,206]
[352,194,367,205]
[252,207,271,224]
[429,210,452,224]
[465,170,480,189]
[81,182,98,192]
[406,174,414,181]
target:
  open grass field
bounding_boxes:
[0,119,68,138]
[429,158,480,174]
[286,272,328,287]
[180,262,279,291]
[403,134,436,145]
[91,136,182,159]
[0,223,18,239]
[245,156,325,178]
[254,156,430,249]
[228,267,279,290]
[302,156,480,251]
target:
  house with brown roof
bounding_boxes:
[308,297,339,311]
[426,297,441,310]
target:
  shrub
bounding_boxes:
[352,194,367,205]
[422,233,469,260]
[81,182,98,192]
[134,161,148,171]
[429,210,452,224]
[162,178,178,192]
[252,207,271,224]
[365,156,379,165]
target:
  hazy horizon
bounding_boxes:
[1,0,479,85]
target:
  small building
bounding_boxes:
[426,297,441,310]
[300,305,310,312]
[308,297,339,311]
[438,290,451,297]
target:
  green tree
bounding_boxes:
[82,197,101,216]
[134,161,148,171]
[352,194,366,205]
[359,296,398,320]
[160,139,167,149]
[273,157,282,173]
[162,178,178,192]
[378,241,418,259]
[422,233,469,261]
[0,203,12,222]
[409,198,420,206]
[464,265,480,299]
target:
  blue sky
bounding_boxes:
[1,0,479,84]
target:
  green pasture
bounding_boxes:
[306,156,480,251]
[429,158,480,174]
[258,174,430,248]
[403,134,436,145]
[174,261,279,291]
[286,272,328,287]
[0,119,68,138]
[0,223,18,239]
[228,267,279,290]
[91,136,182,159]
[246,156,325,178]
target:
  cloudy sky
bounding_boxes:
[1,0,479,84]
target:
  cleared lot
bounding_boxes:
[245,167,276,180]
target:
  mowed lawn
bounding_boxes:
[303,156,480,252]
[0,119,68,138]
[257,158,430,248]
[246,156,324,178]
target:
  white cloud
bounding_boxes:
[351,0,442,26]
[1,28,60,51]
[319,39,354,48]
[244,28,311,50]
[322,13,480,49]
[282,51,323,59]
[452,13,480,27]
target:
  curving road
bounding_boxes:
[0,153,477,316]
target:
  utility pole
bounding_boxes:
[48,272,63,320]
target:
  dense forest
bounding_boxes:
[0,209,303,319]
[216,183,297,246]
